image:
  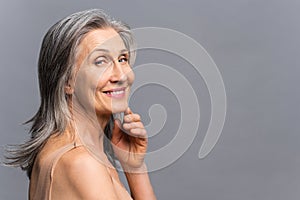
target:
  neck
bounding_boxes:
[71,104,111,152]
[67,101,115,168]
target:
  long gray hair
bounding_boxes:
[5,9,136,177]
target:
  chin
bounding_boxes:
[111,102,128,113]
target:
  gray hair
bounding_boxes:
[5,9,136,177]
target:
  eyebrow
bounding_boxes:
[86,48,128,62]
[84,48,128,63]
[91,48,128,55]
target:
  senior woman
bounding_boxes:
[6,9,156,200]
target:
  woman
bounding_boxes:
[6,9,156,200]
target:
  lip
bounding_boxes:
[102,87,127,98]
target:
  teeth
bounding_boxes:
[107,90,124,95]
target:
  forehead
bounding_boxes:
[76,28,126,60]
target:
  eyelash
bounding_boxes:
[95,57,108,65]
[118,56,128,63]
[94,55,129,66]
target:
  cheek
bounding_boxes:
[96,79,107,90]
[76,71,96,89]
[126,68,135,85]
[96,71,111,89]
[74,68,106,100]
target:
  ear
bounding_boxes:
[65,83,74,95]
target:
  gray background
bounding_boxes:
[1,0,300,199]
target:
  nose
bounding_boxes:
[110,60,127,84]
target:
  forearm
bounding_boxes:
[123,164,156,200]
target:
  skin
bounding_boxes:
[49,28,156,199]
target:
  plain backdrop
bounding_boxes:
[1,0,300,199]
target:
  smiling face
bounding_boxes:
[71,28,135,119]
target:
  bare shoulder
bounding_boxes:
[52,146,118,200]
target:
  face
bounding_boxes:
[71,28,135,118]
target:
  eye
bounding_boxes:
[95,56,109,66]
[118,55,129,64]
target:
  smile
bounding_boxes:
[102,87,126,98]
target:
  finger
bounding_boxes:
[122,121,144,130]
[129,128,147,138]
[124,107,133,115]
[124,114,141,123]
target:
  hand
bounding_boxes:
[111,107,148,169]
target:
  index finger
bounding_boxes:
[124,107,133,115]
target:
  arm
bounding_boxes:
[124,164,156,200]
[111,107,156,200]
